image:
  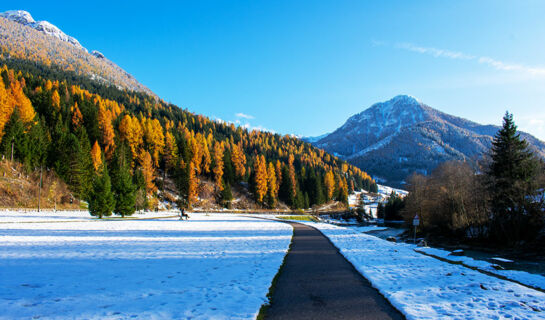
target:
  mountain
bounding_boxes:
[0,10,154,96]
[0,10,376,211]
[306,95,545,187]
[0,10,86,51]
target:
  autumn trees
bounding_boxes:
[403,113,545,245]
[0,62,376,213]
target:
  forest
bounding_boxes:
[399,113,545,246]
[0,59,376,217]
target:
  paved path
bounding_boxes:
[265,221,404,320]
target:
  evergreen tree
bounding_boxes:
[111,146,136,217]
[487,112,544,243]
[384,192,405,221]
[88,163,115,219]
[0,110,26,163]
[377,203,385,219]
[279,165,296,208]
[220,179,233,208]
[223,149,235,186]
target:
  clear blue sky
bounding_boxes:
[4,1,545,140]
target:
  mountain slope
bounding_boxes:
[0,10,154,96]
[0,9,376,211]
[307,95,545,187]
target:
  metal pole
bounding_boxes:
[414,225,416,244]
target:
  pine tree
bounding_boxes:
[88,162,115,219]
[279,164,296,208]
[111,147,136,217]
[220,179,233,208]
[0,110,26,162]
[487,112,544,243]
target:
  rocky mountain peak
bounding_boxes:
[0,10,87,52]
[306,95,545,187]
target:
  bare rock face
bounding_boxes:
[306,95,545,187]
[91,50,106,59]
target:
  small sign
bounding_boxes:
[413,215,420,226]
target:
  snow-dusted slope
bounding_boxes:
[307,95,545,186]
[0,10,86,51]
[0,10,155,96]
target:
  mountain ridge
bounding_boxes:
[306,95,545,186]
[0,10,155,96]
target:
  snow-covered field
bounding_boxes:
[0,211,292,319]
[415,246,545,292]
[301,222,545,320]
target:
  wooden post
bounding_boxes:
[10,139,14,162]
[38,166,42,212]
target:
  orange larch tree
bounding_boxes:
[140,151,157,195]
[324,171,335,201]
[91,141,103,171]
[71,102,83,129]
[10,80,36,127]
[254,155,268,204]
[118,114,143,163]
[98,105,116,160]
[212,141,224,191]
[267,162,278,206]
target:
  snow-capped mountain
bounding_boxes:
[0,10,86,51]
[306,95,545,187]
[0,10,155,96]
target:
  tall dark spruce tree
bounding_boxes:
[487,112,544,244]
[111,145,136,217]
[88,162,115,219]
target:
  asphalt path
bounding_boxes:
[265,221,404,320]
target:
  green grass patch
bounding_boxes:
[276,215,319,222]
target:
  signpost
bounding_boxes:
[412,214,420,244]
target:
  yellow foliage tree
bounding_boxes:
[91,141,102,171]
[140,151,157,195]
[118,114,143,162]
[254,155,268,203]
[71,102,83,129]
[98,105,115,160]
[10,81,35,127]
[0,80,15,141]
[231,142,247,179]
[267,162,278,206]
[164,131,178,170]
[324,171,335,201]
[187,161,198,207]
[212,141,224,191]
[51,90,61,111]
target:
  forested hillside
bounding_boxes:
[0,59,375,214]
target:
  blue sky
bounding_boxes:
[4,1,545,140]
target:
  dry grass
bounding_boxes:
[0,161,81,210]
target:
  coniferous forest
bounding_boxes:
[0,58,376,215]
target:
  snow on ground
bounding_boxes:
[300,221,545,320]
[0,209,176,223]
[0,212,292,319]
[415,246,545,292]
